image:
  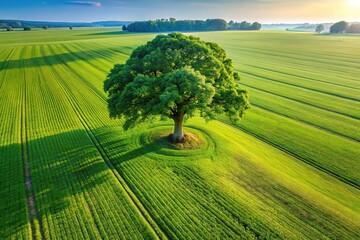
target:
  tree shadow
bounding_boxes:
[79,31,131,36]
[0,143,29,239]
[0,49,114,70]
[0,130,112,238]
[93,126,160,165]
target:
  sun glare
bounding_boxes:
[349,0,360,7]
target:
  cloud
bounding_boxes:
[65,1,102,7]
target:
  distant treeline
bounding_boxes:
[0,20,132,29]
[347,23,360,33]
[329,21,360,33]
[126,18,261,32]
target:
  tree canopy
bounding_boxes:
[126,18,261,32]
[346,23,360,33]
[330,21,349,33]
[315,24,324,34]
[104,33,250,142]
[229,21,261,30]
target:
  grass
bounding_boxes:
[150,129,204,150]
[0,28,359,239]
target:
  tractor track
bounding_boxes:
[219,119,360,191]
[43,45,167,240]
[21,46,45,240]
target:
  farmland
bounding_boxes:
[0,28,359,239]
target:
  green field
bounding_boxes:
[0,28,359,239]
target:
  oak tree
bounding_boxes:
[104,33,250,142]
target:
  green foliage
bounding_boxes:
[23,27,31,31]
[229,21,261,30]
[104,33,250,131]
[330,21,349,33]
[250,22,262,30]
[0,28,360,239]
[347,23,360,33]
[126,18,261,32]
[315,24,324,34]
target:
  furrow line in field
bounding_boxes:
[219,119,360,191]
[234,56,360,84]
[167,175,261,238]
[63,42,114,73]
[48,44,107,102]
[83,41,133,58]
[0,48,15,91]
[242,71,360,102]
[251,103,359,143]
[59,82,166,240]
[20,46,45,240]
[81,192,102,238]
[233,46,360,72]
[70,41,122,62]
[37,46,105,238]
[123,161,243,239]
[234,56,360,85]
[0,48,14,70]
[60,43,108,73]
[45,43,124,113]
[49,76,121,237]
[240,83,360,121]
[43,47,166,239]
[240,63,360,91]
[173,166,287,238]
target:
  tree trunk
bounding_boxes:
[172,114,184,143]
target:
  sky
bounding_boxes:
[0,0,359,23]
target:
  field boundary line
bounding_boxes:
[242,71,360,102]
[241,83,360,121]
[44,46,167,239]
[240,63,360,91]
[219,120,360,191]
[251,104,360,143]
[21,46,45,240]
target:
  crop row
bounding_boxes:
[17,44,156,239]
[0,47,31,239]
[42,41,272,239]
[46,35,358,236]
[243,86,360,141]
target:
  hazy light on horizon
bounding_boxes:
[0,0,359,23]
